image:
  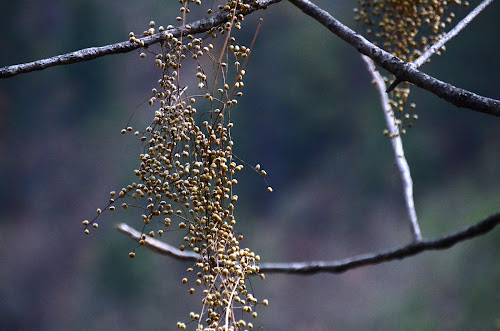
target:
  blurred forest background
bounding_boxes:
[0,0,499,330]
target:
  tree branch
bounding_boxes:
[413,0,494,69]
[2,0,498,116]
[361,55,422,242]
[288,0,500,117]
[387,0,495,92]
[0,0,282,79]
[115,211,500,274]
[115,223,199,261]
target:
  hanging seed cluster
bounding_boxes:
[82,1,269,330]
[354,0,468,136]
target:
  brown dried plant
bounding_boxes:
[82,1,269,330]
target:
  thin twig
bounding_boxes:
[361,55,422,242]
[115,223,198,260]
[288,0,500,117]
[115,210,500,274]
[414,0,494,69]
[0,0,282,78]
[388,0,495,92]
[225,276,241,330]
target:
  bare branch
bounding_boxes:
[288,0,500,117]
[260,211,500,274]
[413,0,494,69]
[115,211,500,274]
[0,41,137,79]
[2,0,498,116]
[0,0,281,79]
[115,223,198,261]
[388,0,495,91]
[361,55,422,242]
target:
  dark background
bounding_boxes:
[0,0,499,329]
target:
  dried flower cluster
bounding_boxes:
[82,1,269,330]
[354,0,468,136]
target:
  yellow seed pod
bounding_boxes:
[84,229,90,235]
[82,220,89,226]
[129,252,136,258]
[267,187,273,193]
